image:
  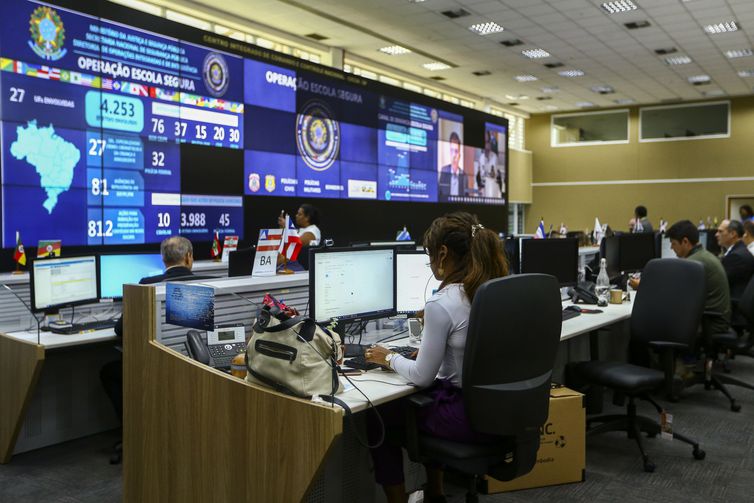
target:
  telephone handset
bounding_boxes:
[568,281,599,305]
[186,325,246,369]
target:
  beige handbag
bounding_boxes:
[245,306,343,398]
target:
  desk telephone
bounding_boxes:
[568,281,600,305]
[187,325,246,369]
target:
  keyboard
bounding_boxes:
[343,345,418,370]
[388,346,418,359]
[49,319,118,335]
[562,309,581,321]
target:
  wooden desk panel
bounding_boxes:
[0,333,44,464]
[123,284,343,503]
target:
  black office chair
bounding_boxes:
[404,274,562,502]
[570,258,706,472]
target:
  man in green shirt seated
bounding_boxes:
[666,220,731,334]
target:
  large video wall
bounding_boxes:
[0,0,508,248]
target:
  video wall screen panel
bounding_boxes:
[0,0,507,249]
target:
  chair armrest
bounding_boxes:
[406,393,434,408]
[648,341,689,351]
[404,393,434,462]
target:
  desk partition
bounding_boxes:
[123,276,344,502]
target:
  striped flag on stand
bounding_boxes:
[257,228,283,252]
[279,215,302,261]
[534,219,546,239]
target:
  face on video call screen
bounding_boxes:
[0,0,506,249]
[312,248,395,322]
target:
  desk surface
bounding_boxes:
[1,328,117,349]
[339,298,634,413]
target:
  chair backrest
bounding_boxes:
[630,258,705,346]
[462,274,562,436]
[228,247,256,277]
[737,273,754,328]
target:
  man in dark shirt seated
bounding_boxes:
[102,236,201,463]
[716,219,754,308]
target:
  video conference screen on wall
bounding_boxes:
[0,0,508,248]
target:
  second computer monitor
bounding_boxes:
[519,238,579,287]
[605,233,656,275]
[396,250,442,315]
[99,253,164,299]
[309,247,396,323]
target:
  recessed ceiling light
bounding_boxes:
[536,96,553,101]
[545,105,559,111]
[305,33,328,41]
[725,49,753,59]
[559,69,585,77]
[688,75,711,84]
[500,39,523,47]
[441,9,470,19]
[624,20,650,29]
[423,62,451,71]
[704,21,739,34]
[591,85,615,94]
[654,47,677,55]
[738,69,754,77]
[522,48,550,59]
[469,22,505,35]
[600,1,638,14]
[544,62,564,68]
[429,76,446,81]
[408,0,426,3]
[505,94,530,100]
[576,102,595,108]
[614,98,635,105]
[515,74,538,82]
[541,86,560,93]
[665,55,692,65]
[472,70,491,76]
[379,45,411,55]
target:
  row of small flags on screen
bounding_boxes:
[0,57,243,113]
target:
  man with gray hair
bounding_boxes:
[716,219,754,301]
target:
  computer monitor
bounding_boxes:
[30,255,99,312]
[519,238,579,287]
[396,250,442,315]
[309,247,396,323]
[604,233,656,276]
[228,247,255,277]
[98,253,164,299]
[660,232,708,258]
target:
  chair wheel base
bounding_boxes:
[731,402,741,412]
[693,448,706,460]
[643,461,656,473]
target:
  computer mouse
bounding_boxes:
[564,305,581,313]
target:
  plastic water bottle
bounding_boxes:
[595,258,610,303]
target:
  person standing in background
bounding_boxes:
[633,205,653,233]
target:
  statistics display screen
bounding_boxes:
[0,0,506,249]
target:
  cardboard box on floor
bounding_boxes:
[482,385,585,494]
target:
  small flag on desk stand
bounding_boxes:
[559,222,567,236]
[210,231,222,261]
[278,216,302,274]
[659,219,667,234]
[396,226,412,241]
[12,232,26,273]
[534,219,546,239]
[593,217,604,245]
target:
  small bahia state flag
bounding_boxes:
[210,231,222,259]
[257,228,283,251]
[534,219,546,239]
[279,215,302,261]
[13,232,26,266]
[396,226,412,241]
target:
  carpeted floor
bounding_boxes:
[2,357,754,503]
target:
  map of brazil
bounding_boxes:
[10,120,81,214]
